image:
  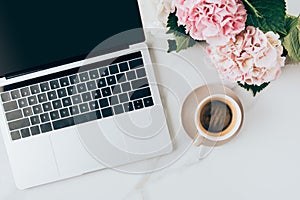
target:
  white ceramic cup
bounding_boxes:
[194,94,242,142]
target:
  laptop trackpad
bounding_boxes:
[76,119,132,168]
[50,128,104,177]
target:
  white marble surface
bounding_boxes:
[1,1,300,200]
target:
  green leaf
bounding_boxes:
[166,12,196,52]
[238,81,270,97]
[167,35,196,53]
[283,16,300,62]
[242,0,287,35]
[166,12,187,37]
[167,40,177,53]
[174,35,196,52]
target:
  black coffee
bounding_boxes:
[200,100,233,133]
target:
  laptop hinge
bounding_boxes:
[4,44,134,80]
[129,42,146,49]
[5,68,45,80]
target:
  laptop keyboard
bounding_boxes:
[1,52,154,141]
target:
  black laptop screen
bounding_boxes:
[0,0,145,78]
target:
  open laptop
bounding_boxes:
[0,0,172,189]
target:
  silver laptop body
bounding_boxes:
[0,1,172,189]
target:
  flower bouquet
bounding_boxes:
[161,0,300,96]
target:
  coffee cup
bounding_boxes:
[194,94,242,142]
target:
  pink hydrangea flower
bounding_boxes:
[207,26,286,86]
[175,0,247,45]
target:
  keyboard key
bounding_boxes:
[59,77,70,87]
[131,78,149,90]
[129,58,143,69]
[143,97,154,107]
[99,67,109,77]
[42,102,52,112]
[109,65,119,74]
[91,90,101,99]
[6,110,23,121]
[79,72,89,82]
[50,111,60,120]
[99,98,109,108]
[109,96,119,105]
[97,78,107,88]
[70,105,80,115]
[20,87,30,97]
[119,93,129,103]
[52,100,62,109]
[87,80,97,90]
[123,102,134,112]
[106,76,116,85]
[62,97,72,107]
[40,123,52,133]
[121,82,131,92]
[23,107,33,117]
[129,87,151,100]
[3,101,18,112]
[126,71,136,80]
[119,62,129,72]
[40,113,50,123]
[136,68,146,78]
[37,93,47,103]
[21,128,31,138]
[11,90,21,99]
[89,101,99,110]
[28,96,38,105]
[33,105,43,114]
[101,87,111,97]
[89,69,99,79]
[40,82,50,92]
[57,88,67,98]
[60,108,70,118]
[72,95,82,105]
[116,73,127,83]
[101,107,113,118]
[69,74,79,84]
[30,85,40,94]
[30,126,40,135]
[77,83,87,93]
[11,131,21,140]
[18,98,28,108]
[30,116,40,125]
[111,85,121,94]
[81,92,92,102]
[73,111,101,124]
[79,103,89,113]
[67,86,77,95]
[1,92,11,102]
[113,105,124,115]
[47,91,57,100]
[53,117,75,130]
[133,100,144,110]
[50,80,60,89]
[8,118,30,131]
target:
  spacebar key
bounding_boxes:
[53,117,75,130]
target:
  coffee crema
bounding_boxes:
[197,97,236,137]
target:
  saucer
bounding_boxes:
[180,84,244,146]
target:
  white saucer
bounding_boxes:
[180,84,244,146]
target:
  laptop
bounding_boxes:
[0,0,172,189]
